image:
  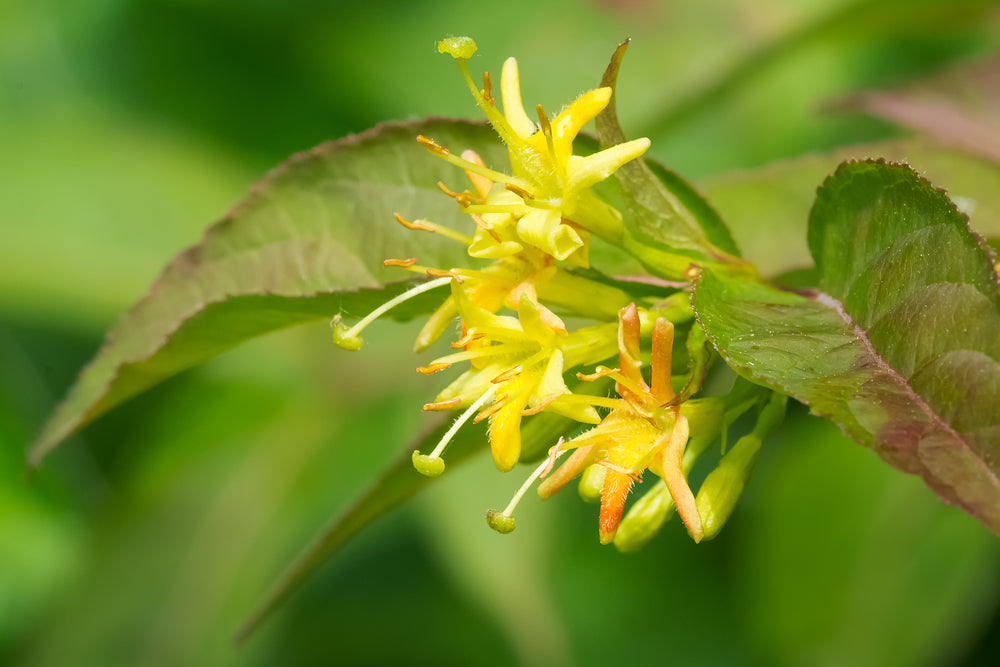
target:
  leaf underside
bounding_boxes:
[596,40,740,276]
[28,119,510,466]
[695,160,1000,533]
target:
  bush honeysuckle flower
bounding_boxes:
[432,36,651,261]
[489,303,704,544]
[329,37,772,550]
[412,281,620,473]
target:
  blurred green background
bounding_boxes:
[3,0,1000,665]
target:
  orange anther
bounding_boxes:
[417,362,451,375]
[394,213,436,232]
[422,398,461,411]
[425,268,464,284]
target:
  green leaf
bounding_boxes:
[236,394,581,641]
[28,119,510,467]
[595,41,741,279]
[694,160,1000,533]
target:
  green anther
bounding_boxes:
[331,314,363,351]
[486,510,515,534]
[577,463,605,503]
[412,451,445,478]
[614,482,675,553]
[437,36,477,59]
[695,433,762,541]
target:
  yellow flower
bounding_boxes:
[536,303,704,544]
[413,281,618,473]
[432,37,651,266]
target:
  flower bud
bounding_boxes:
[695,433,762,540]
[613,482,674,553]
[577,463,605,503]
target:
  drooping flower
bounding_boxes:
[335,37,659,486]
[431,36,651,265]
[534,303,705,544]
[412,281,619,473]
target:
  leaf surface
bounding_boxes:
[28,119,510,466]
[694,160,1000,532]
[595,41,740,279]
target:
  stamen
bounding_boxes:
[383,258,417,268]
[482,71,494,106]
[394,212,473,245]
[576,366,618,382]
[539,438,564,479]
[487,448,567,534]
[427,344,518,368]
[437,181,476,207]
[468,213,503,243]
[536,104,562,179]
[416,362,451,375]
[490,365,522,384]
[451,331,486,348]
[426,268,464,283]
[472,393,509,423]
[520,391,564,416]
[413,385,498,477]
[462,203,531,215]
[332,276,452,350]
[423,398,461,411]
[504,183,534,200]
[418,136,530,190]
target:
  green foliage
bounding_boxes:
[696,160,1000,531]
[27,120,507,467]
[9,1,1000,665]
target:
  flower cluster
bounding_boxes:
[332,37,783,547]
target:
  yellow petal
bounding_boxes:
[489,383,532,472]
[500,57,537,139]
[563,137,650,209]
[516,208,583,261]
[549,87,612,165]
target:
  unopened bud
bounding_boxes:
[577,463,605,503]
[695,434,762,540]
[613,482,674,553]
